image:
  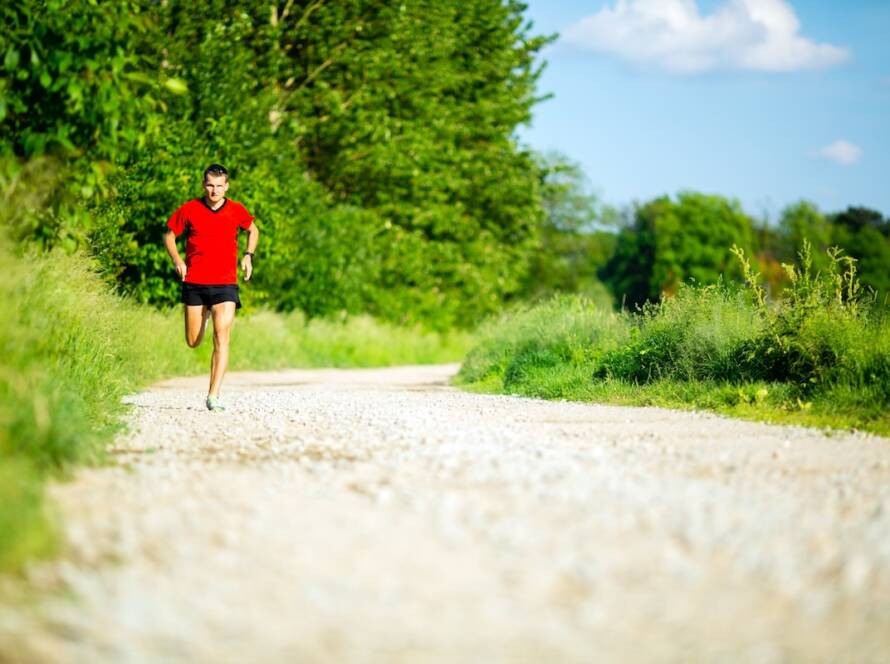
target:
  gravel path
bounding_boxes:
[2,364,889,663]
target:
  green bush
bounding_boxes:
[595,244,889,404]
[0,461,55,573]
[595,284,761,383]
[730,244,890,399]
[458,245,890,435]
[601,192,755,309]
[0,245,186,571]
[458,295,627,389]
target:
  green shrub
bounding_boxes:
[596,243,889,405]
[0,246,180,571]
[595,284,761,383]
[0,461,56,573]
[458,244,890,434]
[730,243,889,401]
[458,295,627,388]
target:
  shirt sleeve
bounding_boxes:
[166,205,187,236]
[237,203,255,230]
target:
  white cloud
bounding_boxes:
[817,140,862,166]
[562,0,850,74]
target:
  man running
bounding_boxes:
[163,163,259,411]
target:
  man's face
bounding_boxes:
[203,174,229,204]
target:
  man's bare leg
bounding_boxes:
[208,301,236,397]
[184,305,211,348]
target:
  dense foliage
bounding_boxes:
[587,194,890,310]
[2,0,550,329]
[601,192,755,309]
[274,0,550,325]
[518,152,615,307]
[0,0,162,246]
[459,245,890,435]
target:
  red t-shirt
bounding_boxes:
[166,198,254,285]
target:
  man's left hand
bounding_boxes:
[241,254,253,281]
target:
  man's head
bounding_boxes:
[203,163,229,205]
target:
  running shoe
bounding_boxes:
[206,395,226,412]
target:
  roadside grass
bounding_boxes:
[457,247,890,437]
[231,309,471,370]
[0,248,469,574]
[459,296,628,388]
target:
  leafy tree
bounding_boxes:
[601,192,754,309]
[829,207,890,297]
[600,201,658,308]
[536,151,600,234]
[267,0,552,326]
[82,0,551,328]
[0,0,172,246]
[5,1,554,328]
[832,206,888,236]
[90,7,379,317]
[772,200,834,279]
[519,152,614,306]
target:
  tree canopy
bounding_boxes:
[2,0,551,329]
[601,192,754,309]
[519,152,614,306]
[2,2,886,323]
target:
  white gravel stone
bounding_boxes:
[1,364,889,663]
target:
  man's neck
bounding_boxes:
[205,196,226,211]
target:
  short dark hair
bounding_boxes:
[203,163,228,182]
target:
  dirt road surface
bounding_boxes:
[1,365,889,663]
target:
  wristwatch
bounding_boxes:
[244,252,255,259]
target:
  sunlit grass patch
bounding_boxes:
[232,310,472,370]
[459,295,627,386]
[0,461,56,574]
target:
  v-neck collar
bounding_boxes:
[200,197,228,214]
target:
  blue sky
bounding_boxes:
[518,0,890,220]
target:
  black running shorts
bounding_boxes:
[181,283,242,309]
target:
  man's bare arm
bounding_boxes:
[164,229,187,281]
[241,222,259,281]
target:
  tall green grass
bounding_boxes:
[0,247,469,573]
[230,310,470,370]
[457,245,890,436]
[460,295,628,396]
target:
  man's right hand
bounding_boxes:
[175,261,187,281]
